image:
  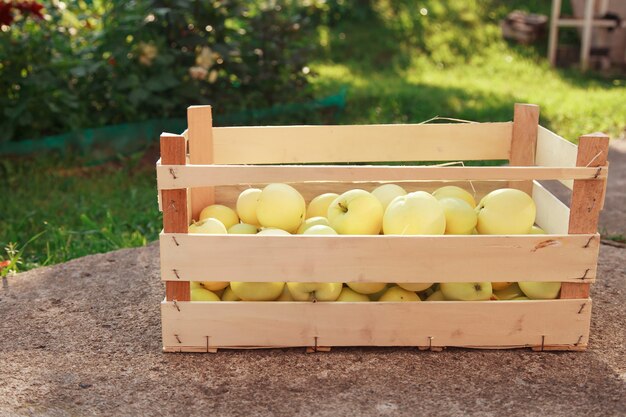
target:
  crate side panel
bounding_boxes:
[159,234,599,283]
[161,300,591,349]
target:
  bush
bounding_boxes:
[0,0,320,142]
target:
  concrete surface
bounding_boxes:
[0,140,625,417]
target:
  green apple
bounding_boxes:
[256,183,306,233]
[190,281,203,290]
[188,218,227,234]
[368,285,389,301]
[397,282,433,292]
[475,188,536,235]
[529,225,546,234]
[276,285,295,301]
[438,197,477,235]
[257,228,290,236]
[337,287,370,302]
[518,281,561,299]
[491,282,513,291]
[383,191,446,235]
[221,286,241,301]
[191,287,221,301]
[199,204,239,229]
[347,282,387,295]
[432,185,476,208]
[493,283,524,300]
[425,290,446,301]
[440,282,492,301]
[286,282,343,301]
[303,225,337,235]
[306,193,339,219]
[327,189,383,235]
[201,281,229,291]
[230,282,285,301]
[371,184,407,211]
[379,286,421,302]
[236,188,262,226]
[297,216,330,234]
[228,223,259,234]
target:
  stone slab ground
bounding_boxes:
[0,141,625,417]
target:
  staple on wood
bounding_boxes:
[578,303,586,314]
[175,334,181,344]
[173,269,180,279]
[172,236,180,246]
[173,300,180,312]
[583,235,595,248]
[169,167,178,179]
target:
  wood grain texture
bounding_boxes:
[535,125,578,189]
[160,133,190,301]
[209,122,513,164]
[510,103,540,193]
[532,181,570,234]
[161,299,591,351]
[561,133,610,299]
[156,164,605,189]
[188,105,215,220]
[159,233,599,283]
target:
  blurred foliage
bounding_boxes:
[0,0,321,142]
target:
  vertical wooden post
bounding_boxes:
[580,0,595,72]
[188,105,215,220]
[161,133,190,302]
[560,133,609,299]
[548,0,562,66]
[509,103,540,194]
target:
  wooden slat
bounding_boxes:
[160,133,190,302]
[188,105,215,220]
[562,133,610,299]
[509,104,539,194]
[532,181,570,234]
[159,233,599,283]
[157,164,605,189]
[161,299,591,350]
[210,122,513,164]
[536,126,577,189]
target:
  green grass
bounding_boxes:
[2,1,625,274]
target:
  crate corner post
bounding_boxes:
[187,105,215,220]
[160,132,190,302]
[561,132,610,299]
[509,103,540,194]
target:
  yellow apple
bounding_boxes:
[297,216,330,234]
[493,283,524,300]
[286,282,343,301]
[228,223,259,234]
[432,185,476,208]
[306,193,339,219]
[221,286,241,301]
[518,281,561,299]
[236,188,262,226]
[475,188,536,235]
[512,296,530,300]
[438,197,477,235]
[383,191,446,235]
[303,225,338,235]
[368,285,389,301]
[257,228,290,236]
[371,184,407,211]
[379,286,421,302]
[188,218,227,234]
[199,204,239,229]
[230,282,285,301]
[337,287,370,302]
[190,281,203,290]
[529,225,546,234]
[191,287,221,301]
[327,189,383,235]
[440,282,492,301]
[491,282,513,291]
[276,285,295,301]
[256,183,306,233]
[201,281,229,291]
[425,290,446,301]
[347,282,387,295]
[397,282,434,292]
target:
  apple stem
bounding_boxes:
[338,202,348,213]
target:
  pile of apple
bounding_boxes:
[188,183,561,302]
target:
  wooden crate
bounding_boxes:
[156,103,609,353]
